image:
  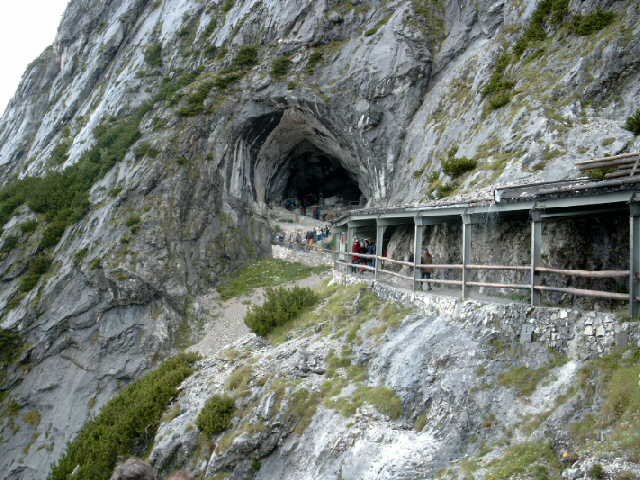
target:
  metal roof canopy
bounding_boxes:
[335,190,639,227]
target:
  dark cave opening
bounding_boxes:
[267,141,363,212]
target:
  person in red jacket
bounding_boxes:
[351,238,361,273]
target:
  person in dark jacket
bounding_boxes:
[421,248,433,291]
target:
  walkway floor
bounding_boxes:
[190,270,332,357]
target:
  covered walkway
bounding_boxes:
[332,158,640,316]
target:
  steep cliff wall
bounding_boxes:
[0,0,639,478]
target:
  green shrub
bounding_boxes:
[197,395,235,435]
[1,235,19,253]
[625,109,640,136]
[19,220,38,234]
[488,91,512,111]
[178,80,215,117]
[222,0,234,13]
[271,56,292,78]
[590,464,605,480]
[328,385,403,419]
[0,328,23,380]
[18,254,52,293]
[234,46,258,68]
[204,18,217,37]
[157,72,199,104]
[39,220,67,250]
[144,43,163,67]
[90,258,102,270]
[306,51,323,74]
[413,168,424,179]
[514,0,570,56]
[570,10,615,36]
[213,71,243,90]
[49,138,72,166]
[245,287,319,336]
[443,157,477,177]
[134,143,160,159]
[49,353,199,480]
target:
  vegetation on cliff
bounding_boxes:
[49,353,199,480]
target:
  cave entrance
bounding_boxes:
[267,141,363,219]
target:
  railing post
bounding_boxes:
[375,221,384,284]
[346,224,355,275]
[461,214,472,299]
[413,218,424,292]
[630,203,640,318]
[530,210,542,306]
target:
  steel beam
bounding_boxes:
[630,204,640,318]
[413,221,424,292]
[375,223,385,283]
[530,210,542,306]
[461,214,473,299]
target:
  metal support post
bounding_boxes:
[530,210,542,306]
[346,224,355,274]
[630,204,640,318]
[461,214,472,299]
[375,222,384,284]
[413,221,424,292]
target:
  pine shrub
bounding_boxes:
[234,46,258,68]
[625,109,640,136]
[570,10,616,36]
[271,56,292,78]
[245,287,318,336]
[197,395,235,436]
[443,157,477,178]
[49,353,199,480]
[144,43,163,67]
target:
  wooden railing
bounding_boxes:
[333,249,630,304]
[280,243,630,304]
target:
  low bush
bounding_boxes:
[271,56,292,78]
[234,46,258,68]
[213,71,243,90]
[306,51,323,74]
[570,10,616,36]
[1,235,19,253]
[443,157,477,178]
[178,80,215,117]
[245,287,319,336]
[144,43,163,67]
[49,138,72,166]
[19,220,38,235]
[18,254,52,293]
[49,353,199,480]
[485,441,562,480]
[625,109,640,136]
[590,464,605,480]
[0,328,23,380]
[197,395,235,436]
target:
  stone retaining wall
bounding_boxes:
[272,244,335,267]
[333,271,640,360]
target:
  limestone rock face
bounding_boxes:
[0,0,639,478]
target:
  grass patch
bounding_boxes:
[178,79,215,117]
[498,355,565,397]
[144,43,162,67]
[245,287,319,337]
[1,235,19,254]
[572,348,640,460]
[327,385,403,419]
[271,55,292,79]
[225,365,253,395]
[485,441,562,480]
[49,353,199,480]
[197,395,235,436]
[0,329,24,382]
[570,10,615,36]
[218,258,328,299]
[625,109,640,136]
[306,50,323,74]
[234,46,258,68]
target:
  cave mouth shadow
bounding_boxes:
[228,106,368,214]
[266,140,363,211]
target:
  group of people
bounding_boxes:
[110,458,191,480]
[350,238,377,269]
[275,225,332,249]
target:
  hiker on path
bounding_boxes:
[351,238,361,273]
[421,248,433,291]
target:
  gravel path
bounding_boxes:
[190,271,331,357]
